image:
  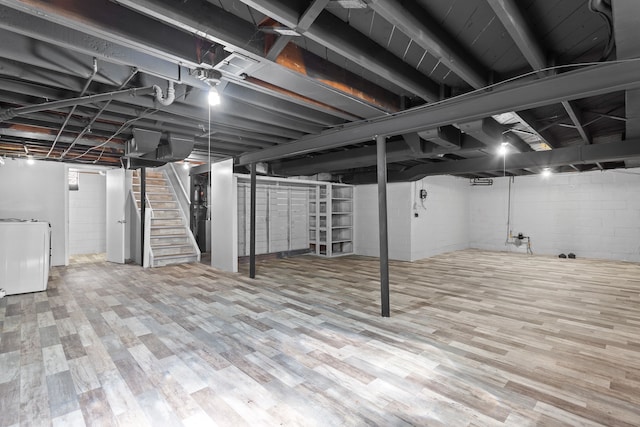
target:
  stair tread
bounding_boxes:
[151,243,193,248]
[151,225,186,229]
[150,235,187,238]
[153,253,198,260]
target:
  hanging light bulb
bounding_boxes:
[541,168,552,178]
[498,142,508,156]
[26,155,35,165]
[182,161,190,170]
[208,86,221,106]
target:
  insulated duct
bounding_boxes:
[125,128,194,168]
[418,126,461,149]
[126,128,161,157]
[157,133,194,161]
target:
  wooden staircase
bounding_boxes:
[132,170,199,267]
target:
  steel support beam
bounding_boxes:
[367,0,486,89]
[0,0,205,67]
[391,138,640,181]
[377,135,390,317]
[0,5,198,84]
[562,101,591,144]
[271,135,486,175]
[0,28,139,88]
[0,0,382,122]
[223,83,343,127]
[613,0,640,163]
[485,0,546,71]
[237,0,440,101]
[0,126,123,150]
[265,35,293,61]
[0,86,156,122]
[238,60,640,165]
[110,0,402,117]
[249,163,257,279]
[485,0,589,145]
[77,93,307,140]
[297,0,330,32]
[263,0,330,60]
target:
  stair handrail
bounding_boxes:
[128,188,142,265]
[161,170,201,262]
[168,163,190,209]
[145,193,154,215]
[143,208,152,268]
[164,163,191,222]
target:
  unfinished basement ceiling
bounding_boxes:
[0,0,638,182]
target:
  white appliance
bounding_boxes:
[0,220,50,295]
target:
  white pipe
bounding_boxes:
[153,81,175,106]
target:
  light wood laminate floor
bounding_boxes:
[1,249,639,426]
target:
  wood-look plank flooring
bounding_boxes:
[1,249,640,426]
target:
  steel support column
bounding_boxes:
[249,162,257,279]
[377,135,390,317]
[140,167,146,265]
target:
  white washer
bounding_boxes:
[0,220,50,295]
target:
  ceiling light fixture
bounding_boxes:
[541,168,552,178]
[498,142,509,156]
[182,161,190,170]
[26,155,35,165]
[208,86,221,106]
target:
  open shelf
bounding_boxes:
[309,182,354,257]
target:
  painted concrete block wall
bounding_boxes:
[410,175,470,261]
[0,159,68,266]
[354,182,412,261]
[469,168,640,262]
[69,172,106,255]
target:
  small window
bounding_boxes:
[68,170,79,191]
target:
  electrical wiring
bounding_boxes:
[66,108,159,161]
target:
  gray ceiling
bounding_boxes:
[0,0,638,183]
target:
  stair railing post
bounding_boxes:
[140,167,146,265]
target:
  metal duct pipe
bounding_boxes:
[0,86,157,122]
[0,81,175,123]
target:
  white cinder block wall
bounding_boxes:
[410,175,470,261]
[69,172,106,255]
[355,168,640,263]
[469,168,640,262]
[354,182,413,260]
[354,177,470,261]
[0,159,68,266]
